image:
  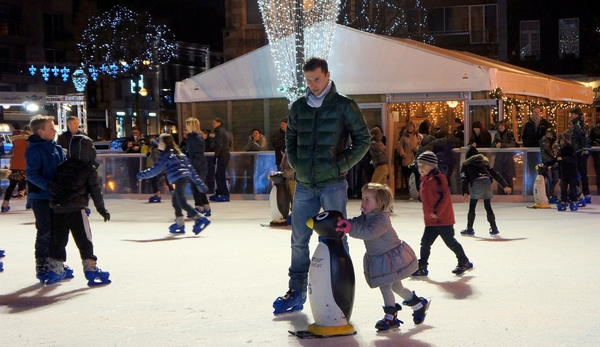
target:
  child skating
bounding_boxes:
[336,183,429,331]
[460,146,512,236]
[137,134,210,234]
[47,135,111,286]
[412,151,473,276]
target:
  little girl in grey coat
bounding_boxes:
[336,183,430,331]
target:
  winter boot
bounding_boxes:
[452,261,474,275]
[375,303,403,330]
[487,214,499,235]
[272,289,306,315]
[569,202,578,211]
[557,202,568,211]
[46,258,66,285]
[35,259,49,284]
[83,259,111,286]
[403,292,430,325]
[169,216,185,234]
[192,215,211,235]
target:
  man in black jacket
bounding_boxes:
[57,116,85,152]
[210,117,231,202]
[568,107,591,203]
[521,107,551,147]
[271,117,287,170]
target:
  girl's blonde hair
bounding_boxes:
[361,183,393,214]
[186,117,201,134]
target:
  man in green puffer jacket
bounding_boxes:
[273,57,371,315]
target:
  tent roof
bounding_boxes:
[175,25,592,104]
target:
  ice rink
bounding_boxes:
[1,196,599,346]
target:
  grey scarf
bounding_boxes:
[306,81,332,108]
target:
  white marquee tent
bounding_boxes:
[175,25,593,104]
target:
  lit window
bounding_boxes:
[520,20,540,60]
[558,18,579,59]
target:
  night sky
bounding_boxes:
[95,0,226,49]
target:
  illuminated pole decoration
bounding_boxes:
[258,0,341,102]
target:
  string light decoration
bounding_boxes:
[72,68,89,92]
[258,0,341,101]
[77,5,177,79]
[77,5,178,132]
[339,0,433,43]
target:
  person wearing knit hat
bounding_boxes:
[412,150,473,277]
[459,145,512,237]
[417,151,438,167]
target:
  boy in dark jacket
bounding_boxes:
[545,133,579,211]
[47,135,111,286]
[25,115,66,284]
[460,146,512,236]
[412,151,473,276]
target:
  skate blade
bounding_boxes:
[289,330,356,339]
[88,279,112,287]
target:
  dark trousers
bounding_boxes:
[467,198,497,230]
[172,177,197,218]
[191,183,209,207]
[401,165,412,189]
[215,154,230,196]
[150,174,172,194]
[560,177,579,203]
[205,157,215,194]
[31,199,53,261]
[576,152,590,196]
[50,210,95,261]
[418,225,469,268]
[592,152,600,195]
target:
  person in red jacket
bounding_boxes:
[411,151,473,276]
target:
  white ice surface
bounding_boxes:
[1,197,599,346]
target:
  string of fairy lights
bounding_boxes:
[489,87,591,131]
[258,0,340,101]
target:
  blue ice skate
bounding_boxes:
[85,269,111,286]
[273,289,306,315]
[569,202,578,211]
[375,304,403,331]
[169,223,185,234]
[46,270,66,285]
[192,217,211,235]
[1,205,10,213]
[548,195,559,204]
[0,249,5,258]
[557,202,568,211]
[148,195,161,203]
[489,228,500,236]
[0,260,3,272]
[452,261,474,275]
[585,195,592,204]
[460,228,475,236]
[64,265,74,279]
[578,198,586,207]
[84,259,111,286]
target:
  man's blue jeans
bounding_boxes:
[288,179,348,292]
